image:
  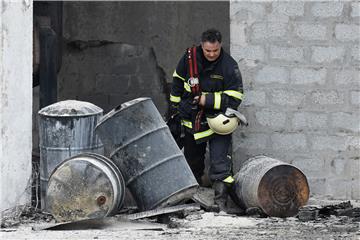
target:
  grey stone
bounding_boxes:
[255,109,287,128]
[292,157,325,177]
[309,90,345,105]
[312,135,351,151]
[233,132,268,150]
[334,70,360,86]
[294,23,327,41]
[271,1,304,17]
[242,90,266,107]
[350,91,360,105]
[331,112,360,132]
[270,89,305,106]
[292,112,328,130]
[271,133,307,151]
[335,24,360,41]
[351,2,360,18]
[311,2,344,17]
[232,45,265,62]
[270,45,304,62]
[230,2,265,20]
[311,46,345,64]
[251,22,287,40]
[351,45,360,61]
[307,178,326,196]
[326,178,352,200]
[255,66,289,84]
[290,68,326,85]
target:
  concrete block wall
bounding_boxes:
[230,1,359,199]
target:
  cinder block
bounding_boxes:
[294,23,327,41]
[270,45,304,62]
[334,70,360,86]
[351,91,360,105]
[352,179,360,199]
[232,132,269,150]
[335,24,360,41]
[272,1,305,17]
[312,135,351,151]
[311,2,344,17]
[309,90,344,105]
[351,2,360,18]
[255,109,287,128]
[330,158,347,176]
[255,66,289,84]
[242,89,266,107]
[270,89,305,106]
[292,157,324,177]
[251,22,287,40]
[230,22,247,47]
[230,2,265,20]
[311,46,345,64]
[331,112,360,132]
[271,133,307,151]
[290,68,326,85]
[326,178,352,200]
[307,178,326,196]
[232,45,265,62]
[351,45,360,61]
[292,112,328,130]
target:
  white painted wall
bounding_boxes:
[0,0,33,217]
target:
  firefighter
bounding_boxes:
[169,29,244,211]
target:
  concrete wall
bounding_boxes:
[59,1,229,114]
[230,1,359,199]
[0,0,33,218]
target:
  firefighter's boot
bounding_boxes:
[212,180,229,212]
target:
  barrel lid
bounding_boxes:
[38,100,103,117]
[96,97,151,127]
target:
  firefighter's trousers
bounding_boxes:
[183,130,232,184]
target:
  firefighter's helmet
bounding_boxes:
[207,114,239,135]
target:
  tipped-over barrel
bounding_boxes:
[95,98,198,211]
[234,156,309,217]
[47,153,125,222]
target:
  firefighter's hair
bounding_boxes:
[201,29,222,43]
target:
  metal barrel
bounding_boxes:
[95,97,198,211]
[234,155,309,218]
[38,100,104,210]
[46,153,126,222]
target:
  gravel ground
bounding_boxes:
[1,206,359,240]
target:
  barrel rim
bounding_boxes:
[47,152,126,219]
[38,100,103,117]
[95,97,151,129]
[257,164,310,217]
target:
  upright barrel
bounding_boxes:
[234,156,309,217]
[38,100,104,209]
[95,98,198,211]
[47,153,126,222]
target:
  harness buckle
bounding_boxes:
[188,77,199,87]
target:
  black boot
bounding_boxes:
[212,180,229,212]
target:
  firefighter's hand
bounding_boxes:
[195,95,206,107]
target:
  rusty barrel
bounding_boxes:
[47,153,125,222]
[38,100,104,210]
[95,97,198,211]
[234,156,309,217]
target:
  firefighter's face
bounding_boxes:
[201,41,221,62]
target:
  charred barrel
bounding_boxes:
[38,100,104,210]
[234,156,309,217]
[47,153,125,222]
[95,98,198,211]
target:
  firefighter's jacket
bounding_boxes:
[170,45,244,142]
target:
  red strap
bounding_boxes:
[192,46,198,77]
[187,48,194,78]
